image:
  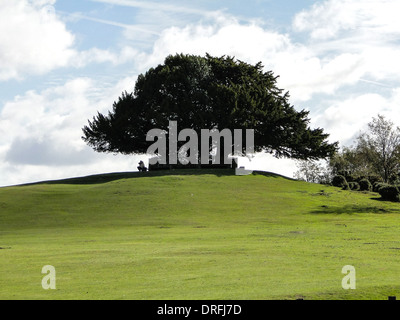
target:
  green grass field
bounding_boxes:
[1,169,400,300]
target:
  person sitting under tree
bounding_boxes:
[137,160,147,172]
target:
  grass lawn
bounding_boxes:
[1,169,400,300]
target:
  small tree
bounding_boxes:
[356,115,400,183]
[294,160,331,184]
[329,146,373,179]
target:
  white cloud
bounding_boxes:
[0,76,144,187]
[0,1,145,81]
[293,0,400,41]
[133,15,369,102]
[1,78,93,143]
[3,0,392,100]
[73,46,143,67]
[288,0,400,145]
[274,52,365,101]
[141,16,290,68]
[91,0,211,16]
[290,0,400,96]
[311,89,400,147]
[0,0,76,80]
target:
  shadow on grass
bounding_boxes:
[310,204,398,215]
[18,168,239,186]
[369,196,400,204]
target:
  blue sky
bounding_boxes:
[1,0,400,186]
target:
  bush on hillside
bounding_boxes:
[332,175,348,188]
[359,179,372,192]
[379,185,400,202]
[342,182,350,190]
[345,175,356,183]
[348,182,360,191]
[373,182,388,193]
[368,175,383,185]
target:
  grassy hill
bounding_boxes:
[1,169,400,300]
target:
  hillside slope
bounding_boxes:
[1,169,400,300]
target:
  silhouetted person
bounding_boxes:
[137,160,147,172]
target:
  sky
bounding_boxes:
[1,0,400,187]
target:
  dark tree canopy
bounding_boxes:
[82,53,338,162]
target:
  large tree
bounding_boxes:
[82,53,338,165]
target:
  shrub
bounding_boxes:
[359,179,372,192]
[342,182,350,190]
[348,182,360,191]
[373,182,388,193]
[345,175,356,183]
[332,175,348,188]
[368,175,383,185]
[379,185,400,202]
